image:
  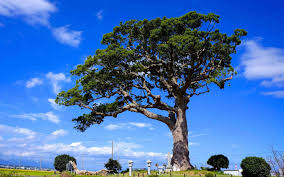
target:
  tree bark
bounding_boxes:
[170,105,192,170]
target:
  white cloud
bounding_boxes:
[189,133,208,138]
[0,124,37,140]
[4,151,36,157]
[14,128,36,139]
[26,77,43,88]
[96,10,103,20]
[105,124,122,130]
[0,0,56,26]
[33,141,164,158]
[48,98,61,110]
[129,122,152,128]
[0,123,166,169]
[0,0,83,47]
[52,26,82,47]
[105,122,153,131]
[0,136,3,141]
[241,39,284,87]
[12,111,60,124]
[261,91,284,98]
[46,72,71,94]
[189,142,199,146]
[51,129,68,137]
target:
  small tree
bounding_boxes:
[241,157,271,177]
[267,147,284,177]
[105,158,122,173]
[207,154,229,171]
[54,154,76,172]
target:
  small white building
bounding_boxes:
[224,169,242,176]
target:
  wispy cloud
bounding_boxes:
[26,77,43,88]
[96,10,103,20]
[25,72,70,94]
[241,39,284,86]
[105,124,121,130]
[189,133,208,138]
[11,111,60,124]
[0,0,82,47]
[46,72,71,94]
[0,124,37,140]
[52,26,82,47]
[189,142,199,146]
[48,98,61,110]
[0,0,56,26]
[241,39,284,97]
[261,91,284,98]
[105,122,153,130]
[129,122,152,128]
[51,129,68,137]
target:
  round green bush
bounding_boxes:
[241,157,271,177]
[54,154,76,172]
[207,154,229,171]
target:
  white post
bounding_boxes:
[147,160,152,175]
[128,160,133,177]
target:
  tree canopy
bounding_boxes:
[104,158,122,173]
[207,154,229,171]
[56,11,247,132]
[241,157,271,177]
[54,154,76,172]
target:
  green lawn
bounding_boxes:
[0,169,241,177]
[0,168,55,176]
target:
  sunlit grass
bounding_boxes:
[0,168,241,177]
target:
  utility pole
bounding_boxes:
[82,157,84,170]
[112,140,114,160]
[40,159,42,170]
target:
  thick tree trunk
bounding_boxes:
[171,106,192,171]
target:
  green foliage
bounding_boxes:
[148,175,159,177]
[54,154,76,172]
[205,173,214,177]
[104,158,122,173]
[241,157,271,177]
[207,154,229,171]
[121,168,129,173]
[56,11,247,132]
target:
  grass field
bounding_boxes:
[0,169,240,177]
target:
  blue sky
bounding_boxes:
[0,0,284,171]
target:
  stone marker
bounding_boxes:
[146,160,152,175]
[128,160,133,177]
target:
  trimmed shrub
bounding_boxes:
[207,154,229,171]
[241,157,271,177]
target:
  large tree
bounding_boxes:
[56,11,246,170]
